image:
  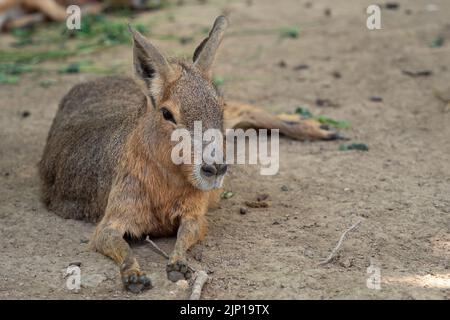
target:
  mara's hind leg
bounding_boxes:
[224,101,344,141]
[91,219,152,293]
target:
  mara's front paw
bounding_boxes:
[166,260,192,282]
[121,269,152,293]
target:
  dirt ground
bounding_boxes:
[0,0,449,299]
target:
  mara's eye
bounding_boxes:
[161,107,176,124]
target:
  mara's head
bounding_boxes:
[128,16,228,191]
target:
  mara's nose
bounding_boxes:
[201,164,228,177]
[216,163,228,175]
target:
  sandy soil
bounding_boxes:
[0,0,449,299]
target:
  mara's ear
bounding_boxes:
[193,15,228,78]
[128,24,177,102]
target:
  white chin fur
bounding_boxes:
[192,164,225,191]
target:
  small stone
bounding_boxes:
[303,248,314,258]
[194,251,203,261]
[340,258,354,268]
[315,98,335,107]
[239,207,247,215]
[402,70,432,77]
[272,221,280,225]
[277,60,287,68]
[293,64,309,71]
[369,96,383,102]
[21,111,30,118]
[332,71,342,79]
[257,194,269,202]
[385,2,399,10]
[281,185,289,191]
[176,279,189,290]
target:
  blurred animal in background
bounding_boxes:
[0,0,153,30]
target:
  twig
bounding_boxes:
[144,236,196,273]
[144,237,211,299]
[145,236,169,259]
[319,220,362,265]
[189,270,209,300]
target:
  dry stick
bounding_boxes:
[319,220,362,266]
[144,236,196,273]
[145,236,170,259]
[190,270,209,300]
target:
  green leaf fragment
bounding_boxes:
[0,73,20,84]
[430,36,444,48]
[339,143,369,151]
[279,26,300,39]
[213,75,225,87]
[317,115,350,129]
[295,107,313,118]
[221,191,234,199]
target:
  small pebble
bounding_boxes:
[332,71,342,79]
[239,207,247,215]
[281,185,289,191]
[385,2,399,10]
[257,194,269,202]
[340,258,354,268]
[194,251,203,261]
[277,60,287,68]
[21,111,30,118]
[369,96,383,102]
[293,64,309,71]
[315,98,335,107]
[176,279,189,290]
[402,70,432,77]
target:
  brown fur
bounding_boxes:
[39,16,339,293]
